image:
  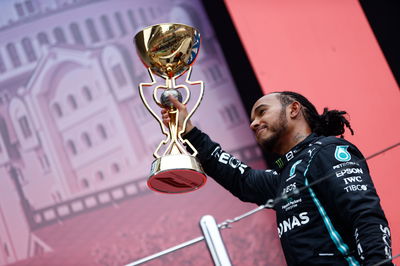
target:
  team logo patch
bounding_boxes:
[334,146,351,162]
[289,160,302,176]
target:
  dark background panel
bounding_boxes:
[201,0,264,116]
[359,1,399,87]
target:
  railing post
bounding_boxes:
[199,215,232,266]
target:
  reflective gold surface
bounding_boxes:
[134,23,200,79]
[148,154,206,193]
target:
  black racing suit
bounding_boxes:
[185,127,393,265]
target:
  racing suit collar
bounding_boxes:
[273,133,318,171]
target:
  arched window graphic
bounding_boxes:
[101,15,114,39]
[67,140,77,155]
[138,8,149,25]
[18,115,32,138]
[127,10,138,30]
[53,27,66,44]
[81,178,89,188]
[85,19,100,43]
[4,243,10,257]
[22,38,37,62]
[0,54,6,73]
[69,23,84,45]
[37,32,49,45]
[96,171,105,181]
[6,43,21,68]
[67,95,77,110]
[52,102,63,117]
[15,3,24,17]
[82,86,92,101]
[210,65,223,82]
[9,99,39,149]
[4,93,10,102]
[82,132,92,148]
[112,64,127,87]
[149,7,156,19]
[111,163,120,174]
[56,191,62,201]
[114,12,127,36]
[220,104,241,127]
[97,124,107,139]
[25,0,35,14]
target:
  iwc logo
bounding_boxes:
[334,145,351,162]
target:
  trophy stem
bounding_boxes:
[166,77,176,89]
[164,108,187,156]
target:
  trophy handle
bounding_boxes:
[178,66,204,157]
[138,68,170,158]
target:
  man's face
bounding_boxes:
[250,93,288,152]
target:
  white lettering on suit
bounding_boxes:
[277,212,310,238]
[336,168,363,177]
[212,148,248,174]
[343,176,363,185]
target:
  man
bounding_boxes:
[162,91,393,265]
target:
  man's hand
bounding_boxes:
[161,96,194,135]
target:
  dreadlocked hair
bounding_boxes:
[276,91,354,138]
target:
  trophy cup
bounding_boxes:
[134,23,206,194]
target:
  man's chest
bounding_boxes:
[273,148,321,238]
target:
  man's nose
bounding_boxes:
[250,119,259,131]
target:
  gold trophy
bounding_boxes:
[134,23,206,193]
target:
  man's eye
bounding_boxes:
[260,109,267,115]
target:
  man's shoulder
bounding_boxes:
[311,135,365,160]
[313,135,356,148]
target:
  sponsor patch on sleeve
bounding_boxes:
[334,145,351,162]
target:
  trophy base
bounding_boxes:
[148,154,207,193]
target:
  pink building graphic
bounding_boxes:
[0,1,282,265]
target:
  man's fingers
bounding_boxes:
[168,95,185,110]
[162,118,170,127]
[162,112,169,119]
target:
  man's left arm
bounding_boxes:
[308,143,393,265]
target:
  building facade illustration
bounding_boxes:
[0,0,267,265]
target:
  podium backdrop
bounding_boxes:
[0,0,283,265]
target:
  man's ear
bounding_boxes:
[289,101,302,118]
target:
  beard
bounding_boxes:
[260,108,288,153]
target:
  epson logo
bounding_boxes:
[278,212,310,238]
[336,168,363,178]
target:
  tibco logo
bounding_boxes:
[344,184,367,192]
[277,212,310,238]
